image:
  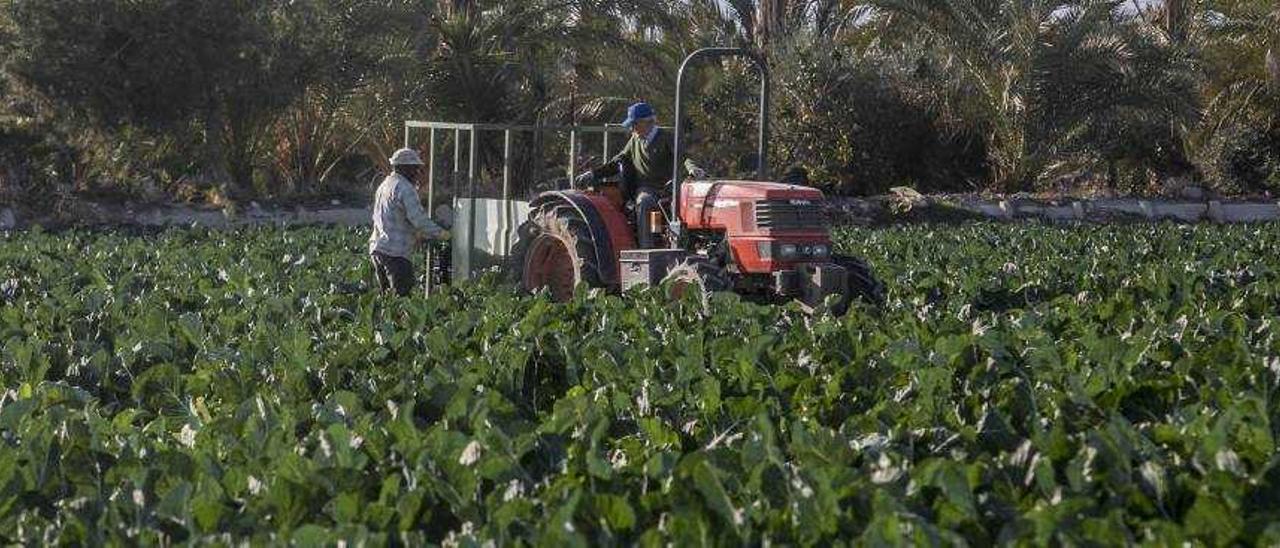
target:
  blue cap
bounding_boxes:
[621,102,655,128]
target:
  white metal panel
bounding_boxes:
[451,198,533,281]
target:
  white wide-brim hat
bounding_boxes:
[389,148,425,166]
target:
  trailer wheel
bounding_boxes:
[507,204,605,301]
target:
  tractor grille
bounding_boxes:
[753,199,826,231]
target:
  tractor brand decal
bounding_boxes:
[789,199,812,206]
[713,200,739,208]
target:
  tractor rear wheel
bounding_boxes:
[833,254,886,313]
[508,204,605,301]
[663,259,731,310]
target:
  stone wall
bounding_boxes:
[967,199,1280,223]
[4,196,1280,233]
[830,196,1280,225]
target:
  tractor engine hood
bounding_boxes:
[679,180,826,231]
[681,180,825,204]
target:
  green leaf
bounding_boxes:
[191,481,227,533]
[1184,492,1242,545]
[331,492,361,524]
[291,524,333,545]
[685,456,742,536]
[155,481,192,526]
[593,494,637,532]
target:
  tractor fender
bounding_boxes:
[530,191,636,286]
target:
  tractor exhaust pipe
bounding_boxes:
[671,47,770,247]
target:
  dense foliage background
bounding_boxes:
[0,0,1278,203]
[1,223,1278,543]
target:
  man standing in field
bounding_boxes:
[574,102,705,248]
[369,148,450,296]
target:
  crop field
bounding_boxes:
[1,223,1278,545]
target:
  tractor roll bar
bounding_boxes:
[671,47,770,244]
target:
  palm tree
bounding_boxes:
[685,0,867,49]
[1156,0,1280,190]
[868,0,1200,190]
[1190,0,1280,139]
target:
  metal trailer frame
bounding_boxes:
[402,120,672,296]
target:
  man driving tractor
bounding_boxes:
[574,102,705,248]
[504,48,883,312]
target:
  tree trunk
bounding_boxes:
[225,110,260,195]
[1267,49,1279,90]
[1162,0,1186,43]
[755,0,786,50]
[441,0,476,18]
[202,101,232,188]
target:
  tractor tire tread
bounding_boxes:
[663,258,731,310]
[507,201,607,297]
[834,254,886,310]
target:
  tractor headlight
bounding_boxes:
[760,243,821,260]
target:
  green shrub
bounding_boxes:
[771,40,980,195]
[693,38,988,195]
[1203,119,1280,194]
[0,120,64,202]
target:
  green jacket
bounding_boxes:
[591,129,692,199]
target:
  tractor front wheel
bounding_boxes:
[833,254,886,314]
[663,259,731,310]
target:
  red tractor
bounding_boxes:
[508,48,883,313]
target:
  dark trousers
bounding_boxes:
[371,251,414,296]
[635,187,660,249]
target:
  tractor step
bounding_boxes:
[620,249,694,291]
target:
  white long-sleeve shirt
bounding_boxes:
[368,173,445,258]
